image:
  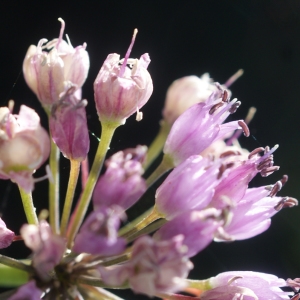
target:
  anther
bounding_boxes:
[274,197,298,211]
[269,180,282,197]
[248,147,265,159]
[220,150,242,158]
[209,102,224,115]
[221,89,229,102]
[261,166,280,177]
[237,120,250,137]
[229,101,241,114]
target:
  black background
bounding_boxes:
[1,1,300,299]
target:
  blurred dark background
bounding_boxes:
[0,0,300,299]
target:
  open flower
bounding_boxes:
[0,105,50,192]
[94,30,153,125]
[199,271,291,300]
[23,18,89,108]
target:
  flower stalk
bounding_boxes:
[18,186,38,225]
[60,159,81,236]
[66,121,119,248]
[48,138,60,234]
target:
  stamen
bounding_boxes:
[281,174,288,186]
[258,144,279,164]
[229,100,241,114]
[12,235,23,242]
[224,69,244,87]
[220,150,242,158]
[228,276,243,285]
[248,147,265,159]
[119,29,138,78]
[238,120,250,137]
[261,166,280,177]
[136,107,143,121]
[269,180,282,197]
[209,101,224,115]
[244,107,257,124]
[57,18,66,49]
[274,197,298,211]
[221,89,229,102]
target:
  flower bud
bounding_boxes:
[93,146,147,211]
[49,86,90,161]
[20,221,66,281]
[155,155,225,220]
[99,235,193,297]
[163,90,247,166]
[0,217,15,249]
[154,209,222,257]
[73,206,126,256]
[0,105,50,192]
[163,74,218,125]
[94,30,153,125]
[200,271,291,300]
[23,18,89,108]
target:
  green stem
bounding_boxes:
[143,120,171,170]
[18,186,38,225]
[76,275,129,289]
[186,278,211,291]
[155,293,197,300]
[126,218,167,243]
[146,154,174,187]
[78,284,125,300]
[49,138,60,234]
[67,122,119,248]
[119,207,163,240]
[0,255,32,273]
[60,159,81,236]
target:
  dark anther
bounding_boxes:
[220,150,242,158]
[209,102,224,115]
[248,147,265,159]
[237,120,250,137]
[221,90,229,103]
[218,164,226,179]
[269,181,282,197]
[229,101,241,114]
[274,197,298,211]
[281,174,288,186]
[260,166,280,177]
[257,156,274,171]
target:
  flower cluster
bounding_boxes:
[0,18,299,300]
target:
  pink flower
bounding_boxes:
[200,271,291,300]
[154,209,222,257]
[94,30,153,125]
[155,155,225,220]
[20,221,65,281]
[8,280,43,300]
[93,146,147,211]
[210,145,280,209]
[0,105,50,192]
[163,89,249,166]
[0,217,15,249]
[100,235,193,297]
[23,18,89,108]
[215,185,298,241]
[49,86,89,161]
[73,206,126,256]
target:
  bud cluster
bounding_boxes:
[0,19,298,300]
